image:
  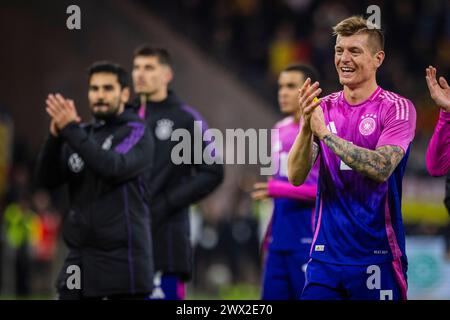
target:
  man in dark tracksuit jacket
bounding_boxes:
[35,62,155,299]
[132,45,224,299]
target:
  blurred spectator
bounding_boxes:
[0,106,13,206]
[193,172,260,295]
[30,190,60,296]
[5,165,31,205]
[0,105,13,294]
[3,194,36,297]
[268,22,312,77]
[0,134,60,297]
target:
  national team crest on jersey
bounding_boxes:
[68,153,84,173]
[359,114,377,136]
[155,119,174,140]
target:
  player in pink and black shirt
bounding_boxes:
[288,16,416,300]
[252,64,319,300]
[425,66,450,177]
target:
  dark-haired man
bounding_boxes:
[35,61,155,299]
[252,64,320,300]
[131,45,223,300]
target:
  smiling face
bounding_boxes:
[334,32,385,90]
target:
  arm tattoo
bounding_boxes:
[311,141,319,165]
[322,133,405,182]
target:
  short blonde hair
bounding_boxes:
[332,16,384,53]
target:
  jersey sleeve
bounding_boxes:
[426,109,450,176]
[376,99,416,153]
[267,179,316,201]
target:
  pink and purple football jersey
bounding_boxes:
[426,109,450,176]
[310,87,416,267]
[267,116,319,251]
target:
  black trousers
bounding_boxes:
[56,250,150,300]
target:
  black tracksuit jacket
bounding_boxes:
[130,91,224,281]
[35,109,155,297]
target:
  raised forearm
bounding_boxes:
[288,124,316,186]
[268,180,317,201]
[60,122,153,182]
[322,133,404,183]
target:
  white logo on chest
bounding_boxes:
[68,153,84,173]
[102,135,113,150]
[155,119,174,140]
[359,114,377,136]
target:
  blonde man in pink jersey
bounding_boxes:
[288,16,416,300]
[425,66,450,177]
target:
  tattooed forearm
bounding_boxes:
[311,141,319,165]
[322,133,404,182]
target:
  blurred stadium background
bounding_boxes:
[0,0,449,299]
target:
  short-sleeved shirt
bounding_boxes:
[311,87,416,265]
[269,116,319,251]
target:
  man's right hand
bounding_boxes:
[426,66,450,112]
[50,119,59,137]
[251,182,269,201]
[297,77,322,125]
